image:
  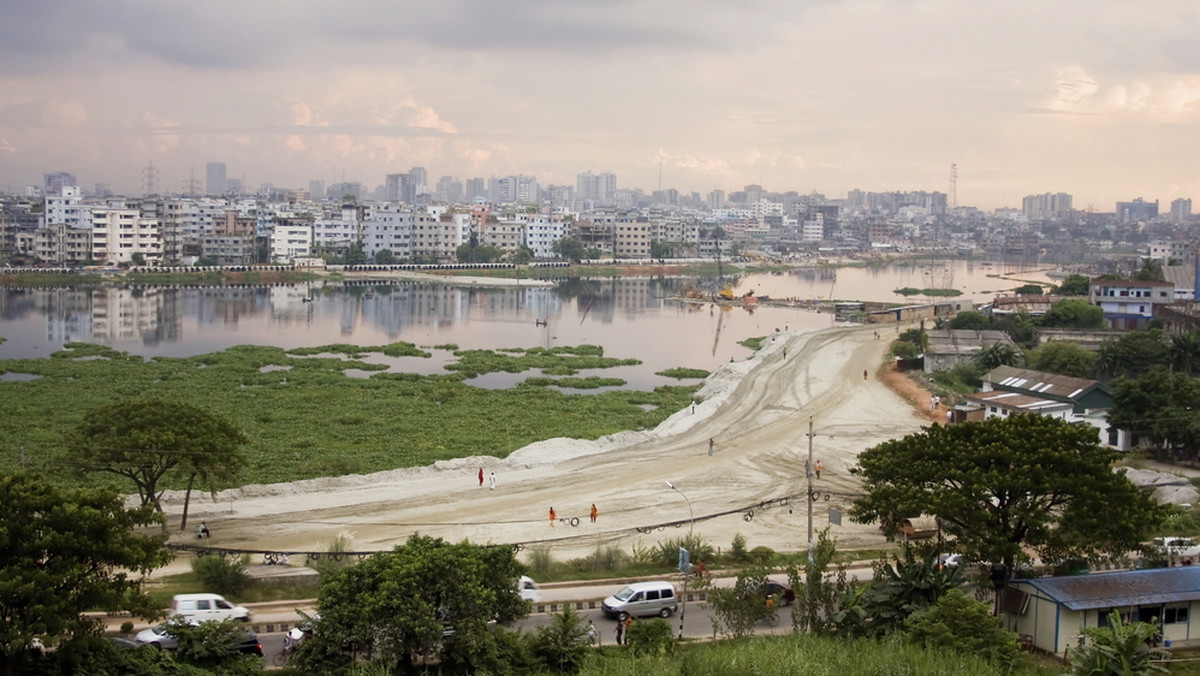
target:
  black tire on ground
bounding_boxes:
[273,652,287,667]
[618,612,629,622]
[659,607,672,618]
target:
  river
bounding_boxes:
[0,259,1054,390]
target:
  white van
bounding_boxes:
[170,593,251,623]
[517,575,542,603]
[601,581,678,620]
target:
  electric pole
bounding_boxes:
[806,416,814,560]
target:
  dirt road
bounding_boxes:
[165,323,931,567]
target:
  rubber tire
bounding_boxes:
[659,607,673,618]
[273,652,287,667]
[618,612,629,622]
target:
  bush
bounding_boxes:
[654,534,714,569]
[309,533,355,578]
[729,533,749,564]
[527,546,555,575]
[904,589,1023,671]
[191,553,249,595]
[748,546,776,565]
[626,618,676,657]
[569,544,625,572]
[534,605,591,673]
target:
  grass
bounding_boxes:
[0,342,698,489]
[655,367,710,380]
[145,569,319,607]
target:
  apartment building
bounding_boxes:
[91,208,162,265]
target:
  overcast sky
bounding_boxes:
[1,0,1198,210]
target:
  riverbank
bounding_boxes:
[163,321,931,569]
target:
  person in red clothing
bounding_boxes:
[590,504,598,523]
[549,507,557,527]
[478,467,484,487]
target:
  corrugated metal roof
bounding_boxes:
[986,366,1102,401]
[1019,568,1200,610]
[966,390,1073,412]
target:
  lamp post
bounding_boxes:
[664,480,694,640]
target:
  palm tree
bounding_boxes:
[1171,331,1200,376]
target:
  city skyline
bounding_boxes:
[1,1,1198,210]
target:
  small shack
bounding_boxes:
[1006,567,1200,657]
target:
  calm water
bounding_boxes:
[0,259,1052,390]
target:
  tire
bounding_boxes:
[618,612,629,622]
[659,607,673,618]
[273,652,287,667]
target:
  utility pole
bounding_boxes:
[806,416,814,561]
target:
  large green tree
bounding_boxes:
[1109,368,1200,460]
[1040,298,1105,329]
[552,237,586,263]
[0,473,171,674]
[304,534,528,673]
[1026,341,1097,378]
[69,400,246,526]
[850,414,1162,574]
[1055,273,1092,296]
[1097,329,1171,380]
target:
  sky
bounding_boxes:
[1,0,1198,211]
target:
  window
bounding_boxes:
[1165,607,1189,624]
[197,600,211,610]
[645,590,660,601]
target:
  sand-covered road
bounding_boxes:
[164,323,934,565]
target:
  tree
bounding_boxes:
[1097,329,1171,380]
[533,605,590,673]
[904,589,1022,670]
[1109,369,1200,459]
[1170,330,1200,376]
[833,551,962,638]
[1069,611,1168,676]
[973,341,1024,370]
[305,534,528,672]
[1013,283,1044,295]
[850,414,1163,574]
[1027,341,1097,378]
[553,237,586,263]
[787,528,853,636]
[0,473,171,674]
[374,249,396,264]
[948,311,990,330]
[1056,273,1091,296]
[698,563,777,639]
[455,242,503,263]
[1041,298,1105,329]
[508,246,534,265]
[70,400,247,525]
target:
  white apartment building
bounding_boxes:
[91,208,162,265]
[613,220,652,259]
[482,221,524,251]
[523,217,564,258]
[361,207,412,261]
[43,186,89,229]
[409,211,458,261]
[269,223,313,264]
[313,205,361,252]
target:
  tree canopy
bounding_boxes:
[69,399,246,518]
[1040,298,1105,329]
[1026,341,1097,378]
[1109,367,1200,460]
[0,473,171,672]
[552,237,586,263]
[303,534,528,672]
[850,414,1161,573]
[1097,329,1171,380]
[1012,284,1044,296]
[1055,273,1091,296]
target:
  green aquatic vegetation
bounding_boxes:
[431,343,459,351]
[894,287,963,297]
[739,336,766,350]
[0,343,694,489]
[655,367,710,379]
[522,376,626,389]
[447,346,640,377]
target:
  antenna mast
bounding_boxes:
[142,160,159,196]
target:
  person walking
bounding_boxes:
[623,614,634,639]
[586,620,598,646]
[863,369,868,380]
[549,507,557,527]
[615,617,625,645]
[478,467,484,487]
[489,472,496,490]
[815,460,823,479]
[708,438,715,456]
[590,503,598,523]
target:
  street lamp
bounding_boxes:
[664,480,694,640]
[664,480,694,536]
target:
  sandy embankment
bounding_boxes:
[162,323,933,567]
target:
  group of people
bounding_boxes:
[584,616,634,646]
[548,503,600,527]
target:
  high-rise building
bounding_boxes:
[576,171,617,203]
[1116,198,1159,223]
[707,190,725,209]
[1171,198,1192,222]
[409,167,427,197]
[465,178,486,202]
[308,180,324,201]
[205,163,227,195]
[496,176,538,204]
[43,172,76,196]
[385,173,414,203]
[1022,193,1073,220]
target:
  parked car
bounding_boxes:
[601,581,678,620]
[170,593,251,623]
